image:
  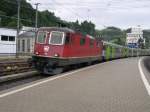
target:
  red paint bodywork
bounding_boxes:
[34,28,103,59]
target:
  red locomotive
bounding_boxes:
[32,27,103,74]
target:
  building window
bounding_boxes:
[22,40,25,52]
[1,35,15,41]
[9,36,15,41]
[27,39,30,52]
[80,38,85,46]
[1,35,8,41]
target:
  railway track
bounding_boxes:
[0,72,43,91]
[0,60,34,76]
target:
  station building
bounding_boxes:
[18,30,36,55]
[0,27,17,55]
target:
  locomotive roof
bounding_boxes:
[86,35,95,40]
[38,27,75,33]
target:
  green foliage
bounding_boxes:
[95,26,126,45]
[96,27,150,47]
[69,20,80,30]
[7,20,17,27]
[143,30,150,49]
[0,0,17,16]
[80,21,95,35]
[69,20,96,35]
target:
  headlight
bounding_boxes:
[35,52,39,55]
[54,53,59,57]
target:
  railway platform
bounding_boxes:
[0,57,150,112]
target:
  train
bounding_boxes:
[32,27,150,75]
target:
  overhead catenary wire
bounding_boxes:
[3,0,150,19]
[40,0,150,9]
[3,0,150,11]
[37,0,150,25]
[42,0,85,20]
[0,14,35,23]
[2,0,150,29]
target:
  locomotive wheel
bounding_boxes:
[43,67,63,75]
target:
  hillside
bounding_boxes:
[95,27,127,45]
[0,0,71,27]
[96,27,150,48]
[0,0,96,36]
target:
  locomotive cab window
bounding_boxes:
[37,31,47,43]
[49,31,64,45]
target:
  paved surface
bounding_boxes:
[0,57,150,112]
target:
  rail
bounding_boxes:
[0,60,34,76]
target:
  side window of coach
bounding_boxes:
[90,39,94,47]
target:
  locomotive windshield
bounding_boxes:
[37,31,47,43]
[49,31,64,45]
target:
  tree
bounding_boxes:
[95,26,128,45]
[80,21,95,35]
[143,30,150,49]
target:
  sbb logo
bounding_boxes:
[44,46,49,53]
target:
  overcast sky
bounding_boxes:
[28,0,150,30]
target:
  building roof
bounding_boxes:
[0,27,16,31]
[18,30,36,38]
[39,27,75,33]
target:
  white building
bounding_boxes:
[0,27,17,54]
[126,27,144,48]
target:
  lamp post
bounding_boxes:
[0,18,1,26]
[27,0,40,30]
[16,0,21,58]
